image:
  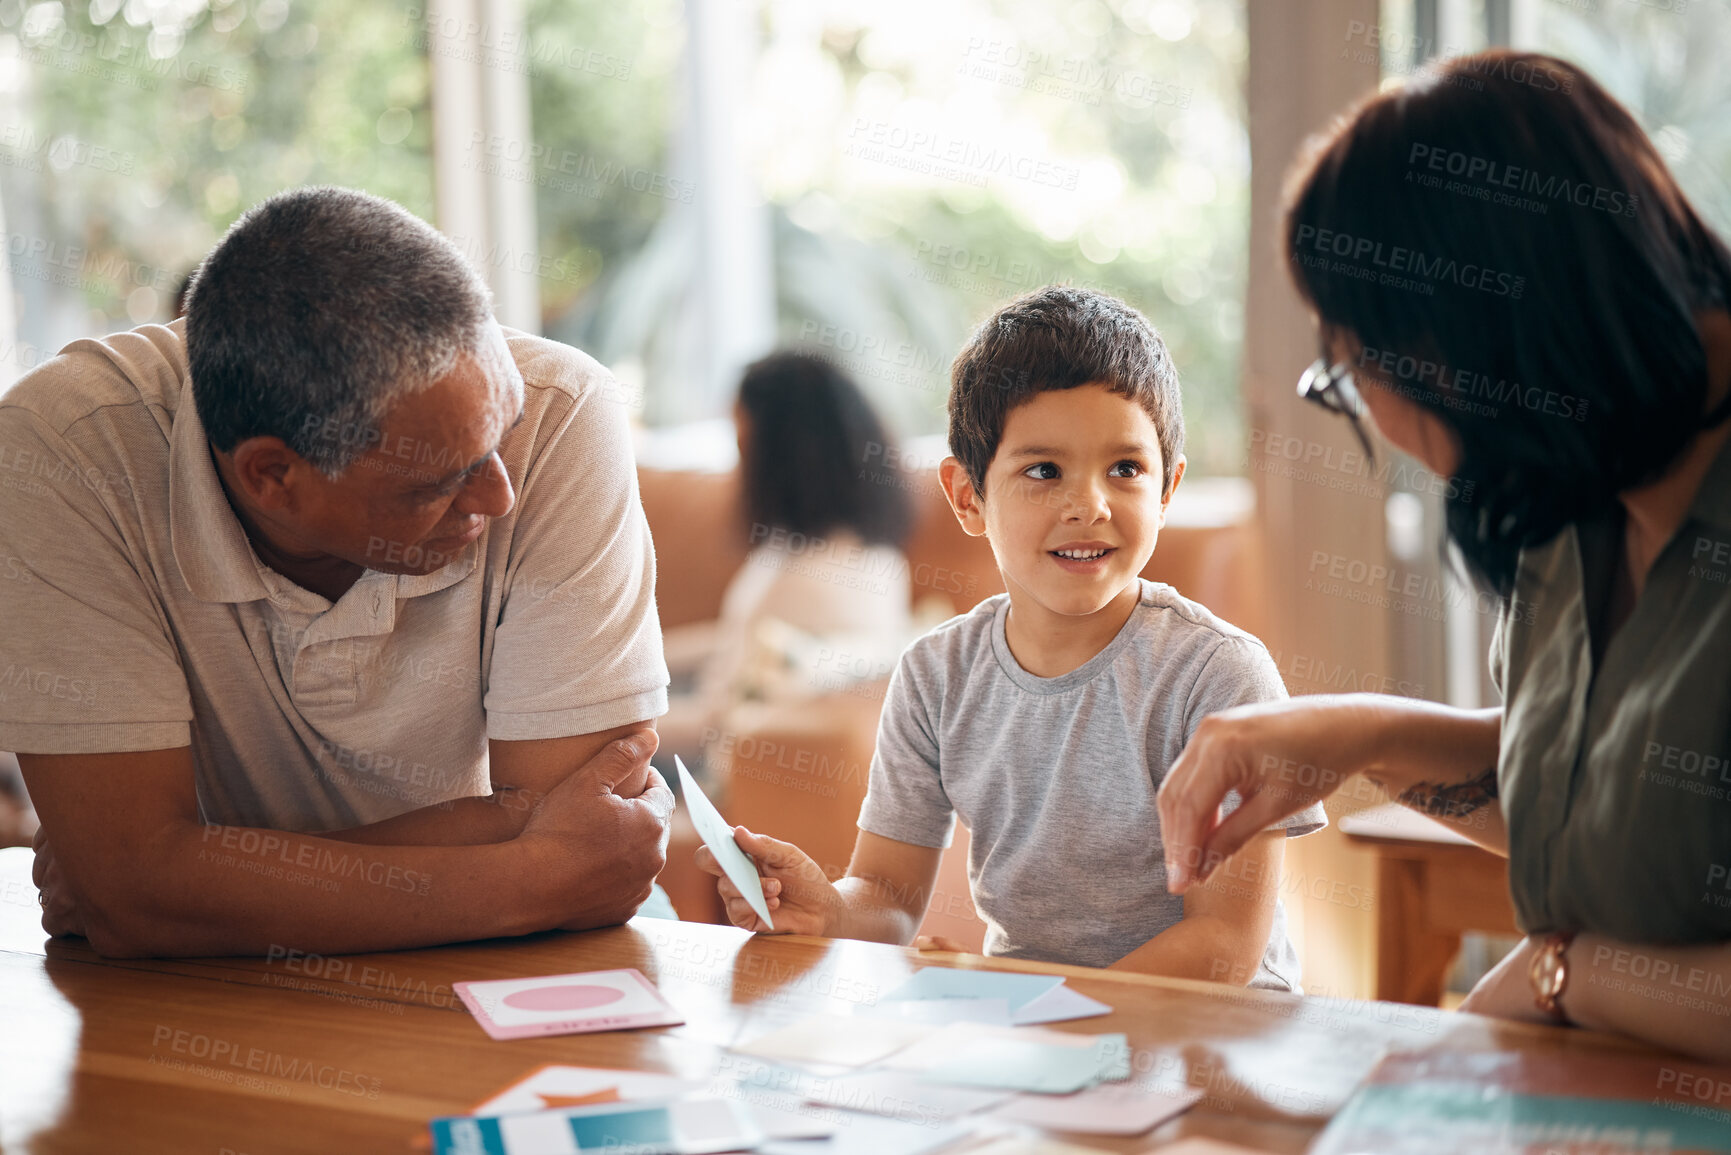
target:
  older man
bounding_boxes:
[0,187,673,957]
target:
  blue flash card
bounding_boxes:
[676,755,774,930]
[882,968,1065,1013]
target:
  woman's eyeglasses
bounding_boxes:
[1297,358,1375,462]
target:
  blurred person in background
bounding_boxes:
[659,353,915,775]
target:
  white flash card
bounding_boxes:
[455,969,684,1040]
[675,755,774,930]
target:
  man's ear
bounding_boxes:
[1157,455,1187,528]
[225,437,312,513]
[938,456,988,538]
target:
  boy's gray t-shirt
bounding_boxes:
[858,579,1328,990]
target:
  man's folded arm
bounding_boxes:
[327,721,654,846]
[19,726,663,958]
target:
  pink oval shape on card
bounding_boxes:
[502,984,626,1012]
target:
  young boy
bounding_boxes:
[696,286,1326,989]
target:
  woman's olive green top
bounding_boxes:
[1494,435,1731,944]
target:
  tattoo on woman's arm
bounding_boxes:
[1397,765,1499,822]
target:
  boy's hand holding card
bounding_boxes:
[681,758,842,936]
[701,826,846,936]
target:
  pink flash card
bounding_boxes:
[455,969,685,1041]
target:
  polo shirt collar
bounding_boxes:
[169,391,479,606]
[170,391,274,604]
[396,542,480,598]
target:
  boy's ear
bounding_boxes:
[1158,455,1187,527]
[938,456,988,537]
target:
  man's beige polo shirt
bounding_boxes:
[0,322,668,832]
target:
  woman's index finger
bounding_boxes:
[1158,733,1234,893]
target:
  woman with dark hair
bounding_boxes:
[1156,50,1731,1061]
[659,352,916,766]
[735,352,915,553]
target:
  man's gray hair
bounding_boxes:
[186,186,495,477]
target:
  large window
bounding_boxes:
[2,1,1722,472]
[0,0,432,378]
[0,1,1255,475]
[1527,0,1731,234]
[516,0,685,359]
[1371,0,1731,234]
[531,0,1254,475]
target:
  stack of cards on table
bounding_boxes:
[430,1064,836,1155]
[715,965,1203,1152]
[436,966,1200,1154]
[735,1017,1130,1096]
[429,1056,1200,1155]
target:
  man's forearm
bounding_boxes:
[325,789,538,847]
[82,822,552,958]
[328,721,653,848]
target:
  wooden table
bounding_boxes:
[0,846,1661,1154]
[1339,803,1522,1007]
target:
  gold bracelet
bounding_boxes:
[1529,930,1578,1022]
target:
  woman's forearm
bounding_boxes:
[1352,697,1501,793]
[1566,934,1731,1064]
[1352,696,1507,853]
[1159,695,1507,893]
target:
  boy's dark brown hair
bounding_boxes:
[948,285,1185,496]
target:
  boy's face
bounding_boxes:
[942,383,1184,619]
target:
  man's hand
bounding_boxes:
[695,827,842,936]
[516,729,674,930]
[31,827,85,939]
